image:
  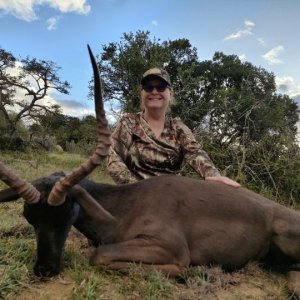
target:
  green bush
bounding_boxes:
[0,136,28,151]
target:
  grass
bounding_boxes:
[0,150,294,299]
[0,150,114,185]
[0,227,36,298]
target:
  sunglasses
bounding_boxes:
[142,83,169,93]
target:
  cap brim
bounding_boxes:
[141,75,170,85]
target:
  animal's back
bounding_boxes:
[127,175,275,219]
[116,175,280,267]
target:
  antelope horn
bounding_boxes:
[47,45,111,206]
[0,162,40,204]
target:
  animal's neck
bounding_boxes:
[74,183,132,243]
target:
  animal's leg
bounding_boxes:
[287,271,300,297]
[273,210,300,261]
[272,210,300,297]
[96,261,184,277]
[90,238,190,276]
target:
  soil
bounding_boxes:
[13,269,289,300]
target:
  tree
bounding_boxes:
[0,47,70,137]
[191,52,299,145]
[30,113,98,151]
[97,30,198,116]
[29,112,67,149]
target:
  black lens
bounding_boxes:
[142,84,168,92]
[156,84,168,92]
[143,85,154,92]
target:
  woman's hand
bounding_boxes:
[205,176,241,188]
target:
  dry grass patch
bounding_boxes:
[0,151,294,299]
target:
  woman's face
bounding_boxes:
[141,78,171,112]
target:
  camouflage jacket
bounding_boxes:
[107,112,220,184]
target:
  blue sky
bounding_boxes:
[1,0,300,119]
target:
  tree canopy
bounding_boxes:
[98,31,198,114]
[0,47,70,137]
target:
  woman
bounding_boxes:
[107,67,240,187]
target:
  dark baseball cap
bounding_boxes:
[141,67,171,86]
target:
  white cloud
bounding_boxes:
[223,19,255,42]
[276,76,294,87]
[0,0,90,22]
[6,60,23,76]
[244,19,255,27]
[290,85,300,98]
[275,76,294,92]
[223,28,252,41]
[275,76,300,105]
[151,20,158,26]
[257,37,266,46]
[49,0,90,14]
[61,106,94,117]
[0,0,37,21]
[262,45,284,65]
[238,54,246,62]
[47,17,57,30]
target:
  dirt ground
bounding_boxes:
[13,268,289,300]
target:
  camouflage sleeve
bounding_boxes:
[175,118,221,178]
[107,116,139,184]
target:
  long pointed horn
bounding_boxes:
[47,45,111,206]
[0,162,40,204]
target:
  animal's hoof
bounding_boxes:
[287,271,300,297]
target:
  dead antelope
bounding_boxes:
[0,46,300,297]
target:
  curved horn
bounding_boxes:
[0,162,40,204]
[47,45,111,206]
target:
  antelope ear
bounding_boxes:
[69,185,117,225]
[0,188,20,203]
